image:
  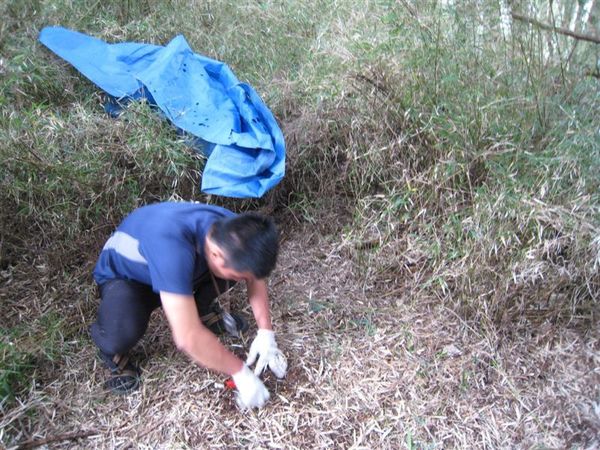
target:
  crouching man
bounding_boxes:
[90,201,286,409]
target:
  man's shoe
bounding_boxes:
[98,351,140,394]
[200,301,248,337]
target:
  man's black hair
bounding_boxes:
[210,213,279,279]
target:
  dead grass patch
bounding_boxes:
[2,231,599,449]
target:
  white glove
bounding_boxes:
[246,329,288,378]
[232,363,270,409]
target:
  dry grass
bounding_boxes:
[2,231,599,449]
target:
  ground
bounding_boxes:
[3,230,599,449]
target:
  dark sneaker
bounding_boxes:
[200,301,248,337]
[98,351,140,395]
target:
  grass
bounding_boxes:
[1,0,599,448]
[0,331,35,403]
[0,312,66,405]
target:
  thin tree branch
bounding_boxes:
[16,430,99,449]
[512,12,600,44]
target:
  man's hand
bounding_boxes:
[232,364,270,409]
[246,329,288,378]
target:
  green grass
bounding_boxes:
[0,313,66,404]
[0,331,36,403]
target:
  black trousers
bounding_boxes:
[90,273,230,358]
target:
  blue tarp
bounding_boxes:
[39,26,285,198]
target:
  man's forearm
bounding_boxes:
[247,279,272,330]
[182,326,244,376]
[181,328,243,375]
[160,291,244,376]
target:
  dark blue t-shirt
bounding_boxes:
[93,202,235,295]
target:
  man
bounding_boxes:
[90,201,287,409]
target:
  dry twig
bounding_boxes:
[512,12,600,44]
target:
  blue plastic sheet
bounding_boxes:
[39,26,285,198]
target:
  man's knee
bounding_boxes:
[90,320,145,355]
[93,279,156,355]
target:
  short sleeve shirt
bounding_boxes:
[93,202,235,295]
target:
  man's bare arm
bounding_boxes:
[247,278,272,330]
[160,291,243,376]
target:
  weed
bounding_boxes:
[0,333,35,403]
[0,312,65,406]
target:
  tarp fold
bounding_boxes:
[39,26,285,198]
